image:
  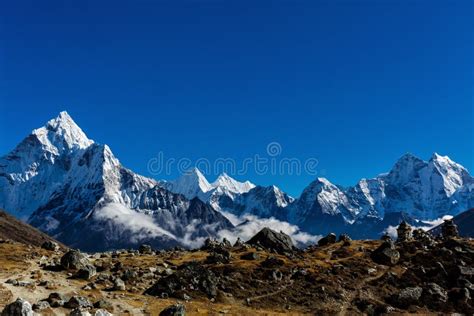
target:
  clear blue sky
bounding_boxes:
[0,0,472,196]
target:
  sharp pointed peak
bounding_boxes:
[31,110,93,153]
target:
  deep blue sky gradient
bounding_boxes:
[0,0,472,196]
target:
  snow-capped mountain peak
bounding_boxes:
[164,167,213,200]
[212,172,255,194]
[31,111,93,155]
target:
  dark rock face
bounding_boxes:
[246,227,295,254]
[145,262,219,299]
[318,233,337,246]
[371,241,400,266]
[159,303,186,316]
[1,298,33,316]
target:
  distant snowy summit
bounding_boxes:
[0,111,473,250]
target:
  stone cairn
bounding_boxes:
[441,219,459,239]
[397,221,412,243]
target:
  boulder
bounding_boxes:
[246,227,295,254]
[159,303,186,316]
[138,244,153,254]
[41,241,59,251]
[47,292,68,307]
[318,233,337,247]
[371,241,400,266]
[1,298,34,316]
[65,296,93,309]
[94,310,112,316]
[396,287,423,307]
[61,250,92,271]
[422,283,447,305]
[75,265,97,280]
[32,301,50,311]
[113,278,126,291]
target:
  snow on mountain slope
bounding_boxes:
[220,185,294,220]
[289,153,474,233]
[290,178,357,223]
[164,170,255,201]
[162,167,213,200]
[212,173,256,194]
[0,112,233,251]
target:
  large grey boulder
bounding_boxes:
[246,227,295,254]
[1,298,34,316]
[61,250,92,270]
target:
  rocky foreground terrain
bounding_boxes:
[0,221,473,315]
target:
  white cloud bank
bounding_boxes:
[93,203,177,243]
[93,203,321,249]
[219,211,321,247]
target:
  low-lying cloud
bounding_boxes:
[218,211,321,247]
[93,203,177,242]
[93,203,321,248]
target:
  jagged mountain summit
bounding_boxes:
[163,170,293,220]
[288,152,474,236]
[0,112,233,251]
[162,168,256,200]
